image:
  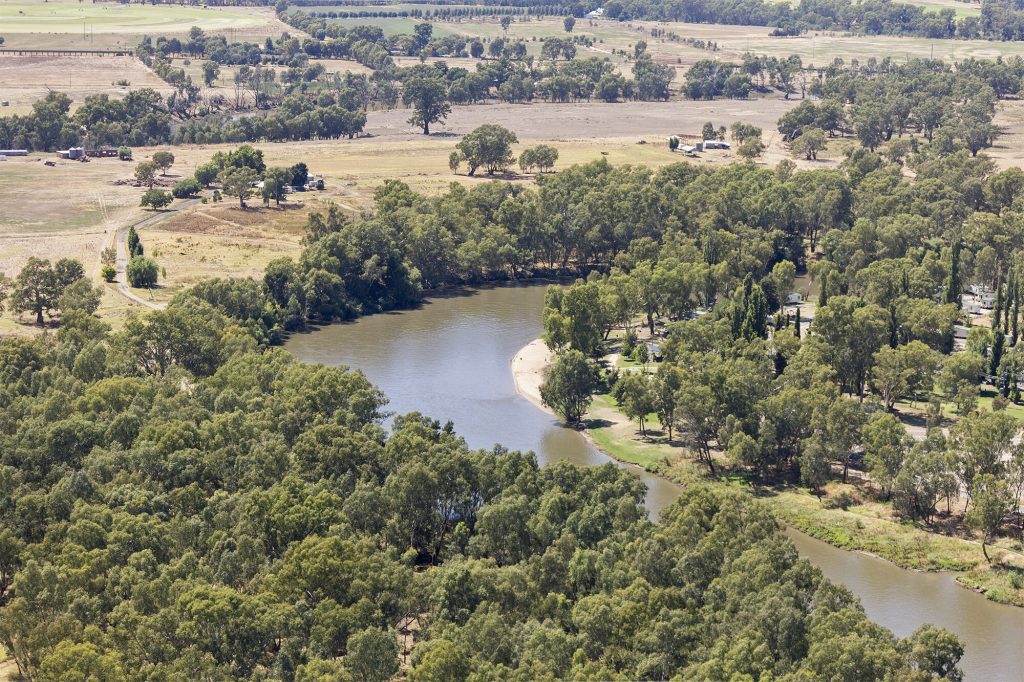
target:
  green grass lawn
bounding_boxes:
[0,0,270,34]
[892,386,1024,423]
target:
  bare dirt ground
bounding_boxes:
[0,55,173,115]
[364,97,798,141]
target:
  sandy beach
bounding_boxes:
[511,338,552,413]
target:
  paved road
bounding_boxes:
[112,198,200,310]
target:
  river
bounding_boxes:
[285,282,1024,681]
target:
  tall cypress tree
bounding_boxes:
[1005,268,1016,338]
[944,240,961,308]
[992,273,1004,332]
[888,303,900,348]
[795,306,802,338]
[990,330,1004,379]
[819,270,829,308]
[1012,273,1020,347]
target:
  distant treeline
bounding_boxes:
[604,0,1024,41]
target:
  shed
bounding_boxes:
[953,324,971,340]
[703,140,731,150]
[786,292,804,305]
[0,149,27,156]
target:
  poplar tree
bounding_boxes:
[944,240,961,308]
[992,273,1003,332]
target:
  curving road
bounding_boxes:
[111,198,199,310]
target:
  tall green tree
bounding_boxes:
[8,257,81,325]
[403,73,451,135]
[540,349,597,423]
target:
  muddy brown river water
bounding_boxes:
[285,283,1024,680]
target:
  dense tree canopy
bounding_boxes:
[0,304,964,677]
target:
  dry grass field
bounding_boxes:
[0,1,293,51]
[0,54,173,115]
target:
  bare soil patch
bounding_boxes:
[0,55,172,115]
[364,97,799,141]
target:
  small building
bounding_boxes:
[953,324,971,340]
[0,149,27,156]
[645,342,663,361]
[786,291,804,305]
[585,7,604,18]
[703,140,731,150]
[965,301,982,315]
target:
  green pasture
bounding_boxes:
[0,0,270,34]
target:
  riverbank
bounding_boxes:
[511,337,1024,608]
[510,338,551,411]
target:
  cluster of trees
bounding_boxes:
[603,0,1009,40]
[172,90,368,145]
[197,142,1019,345]
[301,4,573,20]
[521,144,1024,555]
[776,58,1003,157]
[684,54,813,100]
[0,90,171,152]
[0,294,966,678]
[396,56,673,136]
[0,258,103,326]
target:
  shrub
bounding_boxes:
[117,146,132,161]
[172,177,202,199]
[101,265,117,282]
[140,189,172,210]
[126,256,159,288]
[823,491,857,510]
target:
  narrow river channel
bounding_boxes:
[285,282,1024,680]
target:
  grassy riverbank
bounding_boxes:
[589,390,1024,606]
[516,339,1024,607]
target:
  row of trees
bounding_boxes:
[0,90,170,152]
[0,274,965,679]
[184,140,1022,348]
[604,0,1012,41]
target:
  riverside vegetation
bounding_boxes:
[0,262,968,680]
[10,0,1024,673]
